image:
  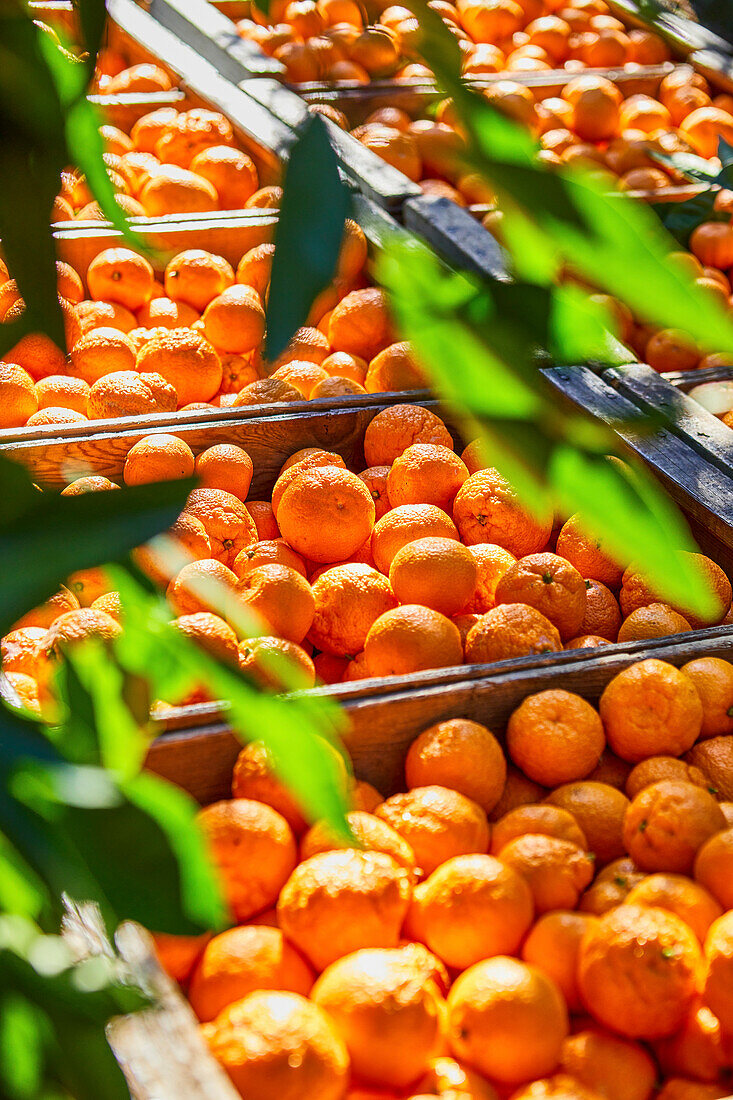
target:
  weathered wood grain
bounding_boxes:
[403,194,510,281]
[146,627,733,802]
[146,0,283,80]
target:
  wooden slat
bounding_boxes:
[403,194,510,281]
[605,362,733,476]
[543,364,733,570]
[146,626,733,802]
[146,0,283,80]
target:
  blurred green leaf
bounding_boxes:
[75,0,109,75]
[0,838,47,923]
[0,470,191,636]
[651,189,726,248]
[266,114,350,360]
[0,994,45,1100]
[550,285,631,368]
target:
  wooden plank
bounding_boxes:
[146,0,283,80]
[605,362,733,476]
[607,0,733,68]
[543,364,733,566]
[403,194,510,281]
[146,626,733,802]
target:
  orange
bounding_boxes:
[559,1029,657,1100]
[236,563,314,643]
[645,329,700,374]
[335,218,368,282]
[546,782,629,865]
[577,904,703,1038]
[328,287,394,362]
[323,352,368,386]
[41,608,121,660]
[565,634,612,651]
[494,553,587,641]
[464,604,562,664]
[624,780,725,874]
[197,798,296,923]
[655,1002,731,1085]
[75,299,136,335]
[505,1074,604,1099]
[680,658,733,740]
[172,612,238,665]
[357,125,422,182]
[87,247,154,311]
[65,567,111,608]
[690,222,733,270]
[202,284,266,355]
[578,580,621,642]
[55,261,83,303]
[312,947,444,1089]
[240,633,316,692]
[5,298,81,379]
[620,596,693,639]
[129,104,176,154]
[189,924,314,1021]
[578,857,645,916]
[497,833,594,913]
[164,250,234,312]
[491,805,587,855]
[232,378,301,406]
[586,750,632,790]
[277,849,412,971]
[1,627,45,677]
[686,737,733,801]
[91,592,122,623]
[405,718,506,814]
[123,434,195,485]
[271,327,330,368]
[234,540,307,580]
[87,370,177,420]
[152,931,211,984]
[409,852,533,969]
[463,544,516,614]
[602,656,705,761]
[489,767,548,823]
[562,75,622,142]
[245,501,279,540]
[184,487,258,569]
[154,109,235,169]
[232,740,314,835]
[681,107,733,159]
[365,340,427,393]
[453,470,553,557]
[648,1083,728,1100]
[4,672,42,717]
[166,558,239,618]
[202,990,348,1100]
[626,874,723,944]
[271,360,329,397]
[300,811,417,878]
[507,689,604,786]
[351,780,383,813]
[35,376,89,416]
[694,828,733,909]
[357,466,391,520]
[363,405,453,468]
[277,466,376,564]
[236,242,275,300]
[389,537,478,617]
[387,444,468,513]
[555,514,624,587]
[371,505,459,575]
[375,785,489,877]
[136,329,222,407]
[13,586,79,631]
[194,444,253,501]
[135,297,199,329]
[308,563,397,657]
[245,184,283,209]
[0,363,38,428]
[106,64,173,95]
[626,756,710,800]
[364,604,464,677]
[414,1056,499,1100]
[461,439,490,475]
[522,912,599,1014]
[189,146,259,210]
[272,452,348,517]
[447,956,568,1085]
[26,408,86,427]
[703,911,733,1031]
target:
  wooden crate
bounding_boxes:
[147,627,733,803]
[6,387,733,735]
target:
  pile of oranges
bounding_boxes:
[155,653,733,1099]
[4,400,732,716]
[235,0,672,86]
[336,67,733,204]
[0,221,434,426]
[53,57,272,221]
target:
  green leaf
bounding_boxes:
[0,994,45,1100]
[0,836,47,922]
[265,114,350,361]
[651,189,726,248]
[648,148,719,184]
[75,0,109,75]
[0,471,192,636]
[550,285,632,368]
